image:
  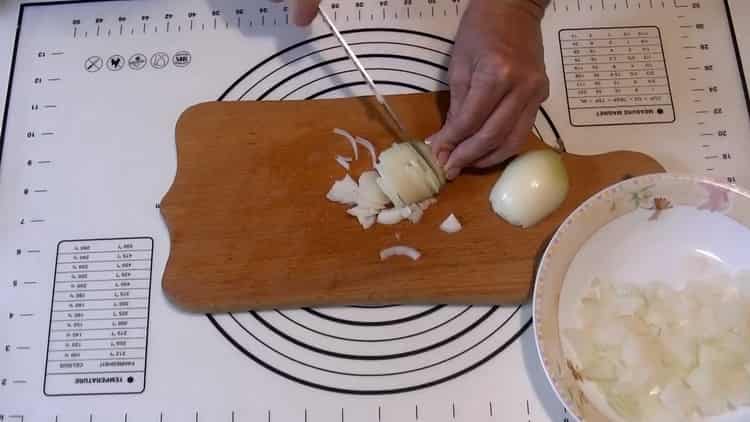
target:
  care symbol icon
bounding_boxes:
[172,51,192,67]
[84,56,103,72]
[150,52,169,69]
[107,54,125,71]
[128,53,147,70]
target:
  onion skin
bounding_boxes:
[489,149,569,228]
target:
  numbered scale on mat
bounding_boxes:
[1,0,750,421]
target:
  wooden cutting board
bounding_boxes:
[161,91,664,312]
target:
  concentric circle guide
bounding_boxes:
[210,28,533,395]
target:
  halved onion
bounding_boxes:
[490,149,569,228]
[325,131,445,235]
[410,141,447,186]
[376,142,442,206]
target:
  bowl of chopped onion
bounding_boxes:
[533,173,750,422]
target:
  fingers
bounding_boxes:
[428,59,511,164]
[289,0,322,26]
[443,89,527,179]
[434,59,472,164]
[472,102,540,168]
[445,58,472,125]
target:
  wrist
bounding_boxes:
[495,0,549,20]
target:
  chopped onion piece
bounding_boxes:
[325,130,442,230]
[347,206,378,218]
[355,136,378,168]
[440,214,462,233]
[326,174,358,205]
[565,276,750,421]
[379,245,421,261]
[359,214,376,229]
[333,128,358,160]
[335,155,352,170]
[377,207,406,225]
[346,206,379,230]
[660,380,697,415]
[357,171,390,210]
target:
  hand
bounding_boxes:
[427,0,550,180]
[276,0,322,26]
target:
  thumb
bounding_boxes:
[290,0,322,25]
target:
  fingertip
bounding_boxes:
[445,167,460,180]
[473,148,513,169]
[444,142,479,176]
[290,0,320,26]
[293,12,317,26]
[425,131,453,163]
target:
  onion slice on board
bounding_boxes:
[440,214,462,233]
[357,170,390,210]
[379,245,421,261]
[335,155,352,170]
[347,206,379,229]
[333,128,359,160]
[355,136,378,169]
[376,207,407,225]
[326,174,358,205]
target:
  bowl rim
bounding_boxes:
[531,171,750,421]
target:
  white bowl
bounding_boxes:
[533,173,750,422]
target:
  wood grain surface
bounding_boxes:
[161,91,664,312]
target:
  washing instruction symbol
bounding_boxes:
[150,52,169,69]
[172,51,192,67]
[128,53,147,70]
[107,54,125,71]
[84,56,103,72]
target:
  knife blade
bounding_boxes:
[318,7,411,140]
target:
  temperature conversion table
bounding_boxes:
[45,238,154,396]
